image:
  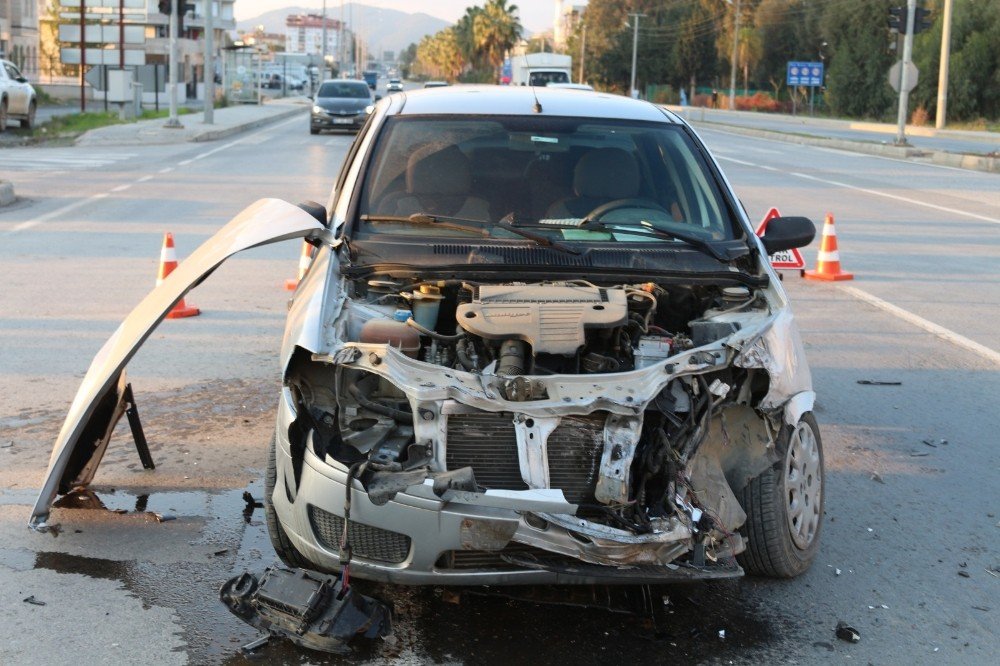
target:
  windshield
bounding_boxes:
[356,116,738,245]
[318,82,370,99]
[530,70,570,86]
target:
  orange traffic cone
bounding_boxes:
[804,214,854,281]
[158,232,201,318]
[285,241,315,290]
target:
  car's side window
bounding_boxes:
[5,63,21,80]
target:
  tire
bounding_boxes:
[264,433,313,569]
[737,412,824,578]
[0,98,7,133]
[20,100,36,130]
[310,126,319,135]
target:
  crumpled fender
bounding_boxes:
[29,198,325,527]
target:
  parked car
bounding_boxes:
[0,58,37,131]
[31,86,822,588]
[310,79,375,134]
[386,78,404,93]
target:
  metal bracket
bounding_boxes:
[122,383,154,470]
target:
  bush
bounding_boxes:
[735,92,781,112]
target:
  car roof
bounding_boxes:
[320,79,369,85]
[395,85,675,123]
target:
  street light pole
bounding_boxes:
[935,0,953,129]
[728,0,740,110]
[165,0,183,128]
[894,0,917,145]
[578,22,586,84]
[203,0,214,124]
[628,13,644,98]
[321,0,328,80]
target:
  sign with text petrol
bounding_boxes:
[755,207,805,270]
[786,61,824,87]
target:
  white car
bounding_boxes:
[0,59,37,131]
[32,86,823,587]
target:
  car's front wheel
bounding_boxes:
[21,100,36,130]
[264,434,312,569]
[0,99,8,132]
[737,412,824,578]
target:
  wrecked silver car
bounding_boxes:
[32,86,822,585]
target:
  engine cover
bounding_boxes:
[457,284,627,355]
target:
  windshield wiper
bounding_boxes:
[360,213,490,237]
[363,213,580,255]
[577,220,731,262]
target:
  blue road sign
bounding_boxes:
[787,61,824,87]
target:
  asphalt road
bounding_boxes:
[1,110,998,665]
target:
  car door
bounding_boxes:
[29,198,328,527]
[3,62,29,114]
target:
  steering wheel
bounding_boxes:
[582,198,670,222]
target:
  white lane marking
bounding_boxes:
[718,155,1000,226]
[177,159,194,165]
[111,184,132,192]
[839,285,1000,366]
[787,171,1000,225]
[5,113,306,236]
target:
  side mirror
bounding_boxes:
[16,76,28,83]
[760,216,815,254]
[297,200,328,227]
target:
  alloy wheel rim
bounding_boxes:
[783,421,822,549]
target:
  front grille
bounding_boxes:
[446,412,528,491]
[308,505,411,564]
[446,411,608,501]
[441,543,573,571]
[547,413,607,504]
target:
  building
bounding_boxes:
[0,0,40,75]
[552,0,587,50]
[240,26,284,53]
[285,14,339,57]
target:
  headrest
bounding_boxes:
[573,148,639,199]
[407,145,472,196]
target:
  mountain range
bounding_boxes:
[236,2,451,56]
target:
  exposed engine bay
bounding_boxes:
[282,273,810,576]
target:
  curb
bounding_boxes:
[686,120,999,174]
[192,105,307,143]
[0,180,14,207]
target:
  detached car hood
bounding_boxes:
[29,198,326,526]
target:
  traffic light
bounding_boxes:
[887,6,905,33]
[913,6,933,34]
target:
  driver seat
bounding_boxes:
[377,144,490,221]
[545,148,640,219]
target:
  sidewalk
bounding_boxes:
[75,97,309,147]
[666,105,1000,173]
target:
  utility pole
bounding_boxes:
[628,13,644,98]
[203,0,214,124]
[165,0,183,128]
[578,22,586,84]
[894,0,916,145]
[935,0,953,129]
[321,0,328,80]
[728,0,740,110]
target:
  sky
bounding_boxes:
[234,0,556,33]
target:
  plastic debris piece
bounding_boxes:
[910,452,930,457]
[957,570,971,578]
[154,513,176,522]
[242,491,263,508]
[220,566,391,655]
[871,472,885,484]
[835,568,842,576]
[857,380,902,386]
[240,635,270,655]
[22,595,46,606]
[835,622,860,643]
[922,439,937,447]
[867,528,874,533]
[2,441,13,448]
[718,629,726,641]
[214,549,229,557]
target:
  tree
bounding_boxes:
[474,0,522,76]
[822,0,896,119]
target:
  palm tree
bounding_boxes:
[474,0,523,76]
